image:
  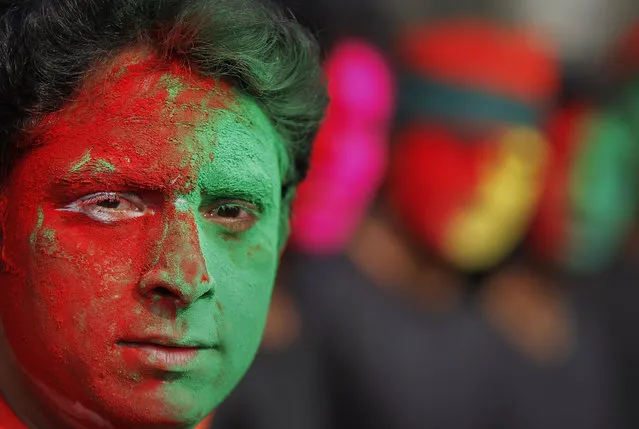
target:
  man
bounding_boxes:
[0,0,327,428]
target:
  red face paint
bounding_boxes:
[0,51,285,428]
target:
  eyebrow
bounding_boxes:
[52,166,277,207]
[52,169,171,196]
[198,175,276,210]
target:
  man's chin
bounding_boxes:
[38,382,216,429]
[99,387,216,429]
[82,403,210,429]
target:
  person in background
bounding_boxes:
[295,19,558,429]
[386,19,556,306]
[477,30,639,428]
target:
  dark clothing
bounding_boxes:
[293,253,502,429]
[581,262,639,429]
[489,295,617,429]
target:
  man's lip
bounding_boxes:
[117,339,212,370]
[116,339,215,350]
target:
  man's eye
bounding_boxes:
[202,201,258,233]
[59,192,147,224]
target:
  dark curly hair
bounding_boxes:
[0,0,328,190]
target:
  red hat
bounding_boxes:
[397,19,558,105]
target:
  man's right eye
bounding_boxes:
[59,192,147,224]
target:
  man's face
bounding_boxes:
[0,53,286,428]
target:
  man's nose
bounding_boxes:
[139,210,213,308]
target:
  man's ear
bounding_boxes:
[277,183,296,254]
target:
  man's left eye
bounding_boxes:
[202,200,259,233]
[60,192,147,224]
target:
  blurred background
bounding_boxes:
[211,0,639,428]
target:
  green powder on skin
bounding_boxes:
[95,159,117,172]
[70,149,93,172]
[30,207,45,247]
[151,76,288,417]
[174,198,190,213]
[161,74,186,104]
[40,228,59,256]
[67,153,118,178]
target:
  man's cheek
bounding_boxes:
[44,215,156,278]
[219,284,271,362]
[213,245,276,333]
[27,256,101,327]
[27,221,137,332]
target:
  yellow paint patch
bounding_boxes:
[443,127,548,270]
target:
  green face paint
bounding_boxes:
[150,88,286,421]
[0,52,288,428]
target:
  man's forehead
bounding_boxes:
[18,48,288,197]
[27,49,240,157]
[56,50,235,122]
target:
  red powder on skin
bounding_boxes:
[144,209,211,303]
[36,53,232,196]
[0,51,234,427]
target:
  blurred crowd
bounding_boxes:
[211,1,639,428]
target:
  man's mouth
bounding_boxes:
[117,339,215,368]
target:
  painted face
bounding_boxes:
[387,124,548,271]
[0,52,286,428]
